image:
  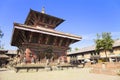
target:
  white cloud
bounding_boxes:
[82,33,96,40]
[70,32,120,49]
[111,32,120,39]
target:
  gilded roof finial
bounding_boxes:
[41,7,45,14]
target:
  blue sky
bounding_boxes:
[0,0,120,50]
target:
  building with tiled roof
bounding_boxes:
[67,40,120,63]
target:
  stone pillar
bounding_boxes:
[102,63,106,70]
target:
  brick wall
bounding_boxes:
[90,62,120,75]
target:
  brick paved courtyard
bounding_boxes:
[0,68,119,80]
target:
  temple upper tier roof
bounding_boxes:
[24,9,64,29]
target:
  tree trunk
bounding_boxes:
[105,50,108,62]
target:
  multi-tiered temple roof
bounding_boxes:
[11,9,82,62]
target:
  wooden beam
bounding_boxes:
[70,39,75,44]
[21,31,28,42]
[65,39,70,47]
[42,15,45,23]
[41,34,47,44]
[58,38,63,46]
[28,20,34,25]
[18,32,25,42]
[45,35,49,44]
[38,34,42,44]
[55,19,61,26]
[53,37,57,46]
[30,18,35,24]
[29,32,33,42]
[22,42,67,52]
[33,11,37,20]
[49,18,53,25]
[53,19,57,27]
[47,36,54,45]
[36,13,42,26]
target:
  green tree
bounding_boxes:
[75,47,79,51]
[95,32,114,62]
[0,29,4,49]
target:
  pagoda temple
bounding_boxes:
[11,8,82,63]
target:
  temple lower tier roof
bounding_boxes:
[11,23,82,47]
[13,23,81,40]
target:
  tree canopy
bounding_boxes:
[0,29,4,49]
[95,32,114,61]
[0,30,4,38]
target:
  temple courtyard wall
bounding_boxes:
[84,62,120,76]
